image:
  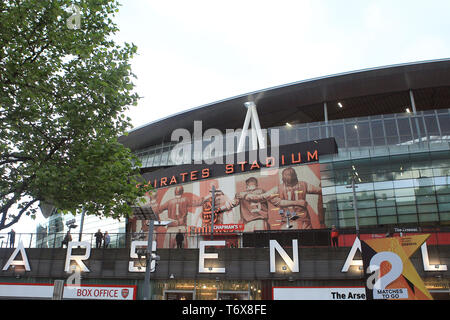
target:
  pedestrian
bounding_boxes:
[331,225,339,248]
[94,229,103,248]
[175,229,184,249]
[61,231,72,248]
[8,229,15,248]
[103,231,110,248]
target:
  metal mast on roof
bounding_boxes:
[237,101,266,153]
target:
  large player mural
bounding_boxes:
[129,163,324,248]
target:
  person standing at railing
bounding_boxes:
[331,225,339,247]
[176,229,184,249]
[103,231,110,248]
[61,231,72,248]
[8,229,15,248]
[94,229,103,248]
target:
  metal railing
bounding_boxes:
[0,227,448,250]
[0,232,243,249]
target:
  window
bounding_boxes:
[437,194,450,203]
[339,209,356,219]
[394,179,414,188]
[397,118,413,143]
[438,113,450,135]
[356,200,376,209]
[322,186,336,195]
[296,127,308,143]
[345,122,358,147]
[309,126,320,140]
[378,216,398,224]
[336,193,353,202]
[371,120,385,146]
[436,185,450,194]
[374,181,394,190]
[359,217,377,226]
[384,119,399,145]
[418,204,438,213]
[321,125,329,139]
[338,202,353,210]
[358,208,376,217]
[440,212,450,221]
[416,195,436,205]
[398,215,418,223]
[396,197,416,206]
[374,189,395,199]
[415,186,435,196]
[419,213,439,222]
[438,203,450,212]
[424,115,440,136]
[397,205,417,215]
[331,124,345,148]
[395,188,415,197]
[377,207,396,216]
[376,198,396,207]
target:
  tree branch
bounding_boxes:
[0,198,40,230]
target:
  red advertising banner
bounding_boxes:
[129,163,324,248]
[361,235,433,300]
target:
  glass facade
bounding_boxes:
[134,108,450,230]
[321,150,450,229]
[35,211,126,248]
[275,109,450,149]
[136,109,450,167]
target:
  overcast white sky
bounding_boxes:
[116,0,450,129]
[7,0,450,235]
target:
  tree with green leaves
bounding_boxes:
[0,0,149,230]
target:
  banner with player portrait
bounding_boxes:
[129,162,324,248]
[361,235,433,300]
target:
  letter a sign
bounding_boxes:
[2,241,31,271]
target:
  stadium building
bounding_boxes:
[0,59,449,300]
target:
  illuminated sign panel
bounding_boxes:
[273,287,366,300]
[0,283,136,300]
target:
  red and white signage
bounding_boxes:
[0,283,54,299]
[64,285,135,300]
[0,283,136,300]
[273,287,366,300]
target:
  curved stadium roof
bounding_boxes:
[119,59,450,151]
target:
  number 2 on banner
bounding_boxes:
[366,251,408,299]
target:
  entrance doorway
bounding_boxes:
[217,291,249,300]
[157,280,262,300]
[164,290,195,300]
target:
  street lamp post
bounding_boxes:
[78,206,85,242]
[346,178,360,238]
[210,185,216,240]
[131,205,168,301]
[143,219,154,301]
